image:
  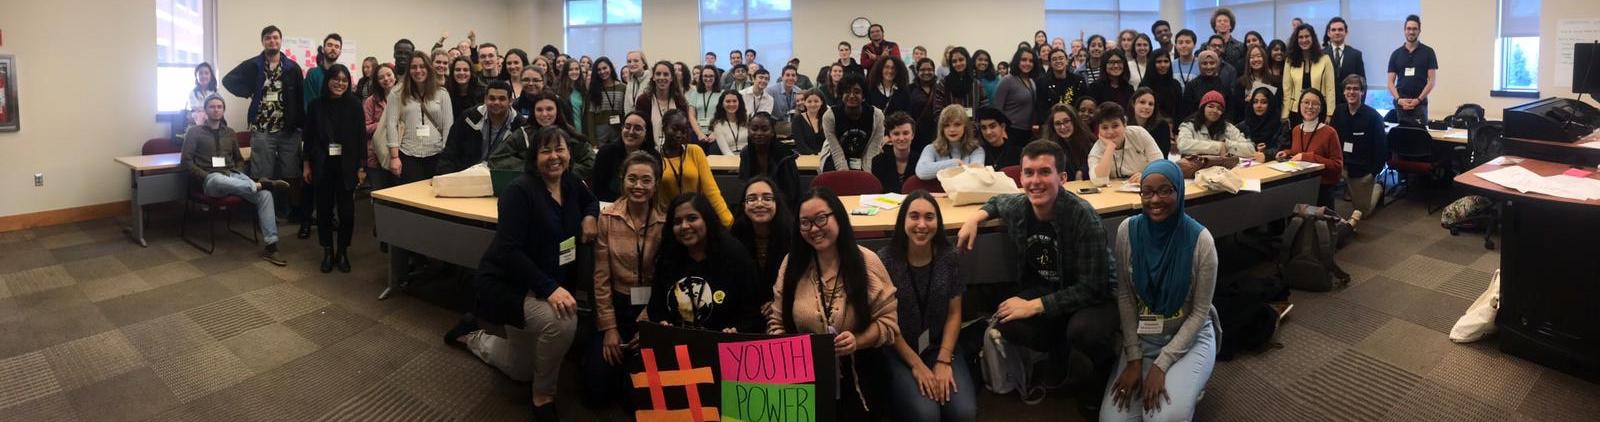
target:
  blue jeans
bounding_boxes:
[202,171,278,244]
[1099,321,1217,422]
[882,348,978,422]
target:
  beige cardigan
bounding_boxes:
[1281,55,1336,120]
[765,245,900,349]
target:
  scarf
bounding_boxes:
[1128,160,1203,316]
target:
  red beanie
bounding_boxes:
[1201,90,1225,110]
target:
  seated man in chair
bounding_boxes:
[180,95,292,265]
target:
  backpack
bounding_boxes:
[1213,276,1289,360]
[978,318,1053,404]
[1278,204,1353,292]
[1440,195,1495,230]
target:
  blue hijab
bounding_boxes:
[1128,160,1204,317]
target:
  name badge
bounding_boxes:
[964,107,974,118]
[328,144,343,156]
[211,156,226,168]
[559,236,577,266]
[416,124,431,138]
[1343,142,1354,153]
[630,286,652,306]
[263,92,280,102]
[1404,67,1416,77]
[1137,315,1164,335]
[609,115,622,125]
[848,158,863,170]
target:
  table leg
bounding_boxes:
[125,169,149,247]
[378,246,411,300]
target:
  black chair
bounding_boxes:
[1449,104,1487,129]
[1444,122,1506,250]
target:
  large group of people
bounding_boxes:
[177,9,1444,421]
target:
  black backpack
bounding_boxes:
[1278,204,1353,292]
[1214,276,1289,361]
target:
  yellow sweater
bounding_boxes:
[657,145,735,226]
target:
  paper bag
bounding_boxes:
[1449,270,1501,343]
[432,163,494,198]
[1195,166,1244,194]
[937,164,1019,206]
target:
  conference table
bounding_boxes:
[370,160,1321,298]
[1383,123,1470,144]
[112,148,252,247]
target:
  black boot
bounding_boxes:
[336,248,351,273]
[298,222,313,239]
[319,247,334,273]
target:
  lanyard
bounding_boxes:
[669,151,688,194]
[726,124,745,153]
[1176,57,1196,83]
[815,255,837,330]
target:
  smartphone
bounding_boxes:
[850,207,880,216]
[1077,187,1101,194]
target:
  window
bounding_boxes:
[1495,0,1540,95]
[156,0,212,113]
[700,0,793,70]
[1045,0,1160,48]
[565,0,642,63]
[1183,0,1421,110]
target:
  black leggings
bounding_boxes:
[315,159,356,249]
[398,153,439,185]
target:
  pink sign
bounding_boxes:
[717,335,814,384]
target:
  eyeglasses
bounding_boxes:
[1139,187,1178,199]
[744,193,776,204]
[798,212,833,231]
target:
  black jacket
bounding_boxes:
[1239,112,1288,155]
[1087,79,1134,111]
[790,113,825,155]
[1034,71,1088,126]
[591,142,659,203]
[221,53,304,132]
[648,232,764,333]
[983,137,1023,169]
[738,143,804,207]
[473,173,599,327]
[1325,44,1366,89]
[303,95,366,191]
[1333,103,1389,178]
[871,148,920,194]
[439,106,528,175]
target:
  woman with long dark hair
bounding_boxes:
[378,51,452,183]
[647,192,762,332]
[584,56,629,145]
[1139,48,1182,124]
[364,64,398,190]
[790,89,829,155]
[446,56,484,119]
[1276,88,1343,207]
[488,90,594,179]
[972,49,1000,103]
[879,190,976,422]
[942,47,983,108]
[1267,40,1288,80]
[1088,49,1134,110]
[992,47,1040,134]
[731,176,795,292]
[689,66,720,134]
[556,60,585,130]
[635,61,703,149]
[1128,88,1174,156]
[1238,87,1285,155]
[1233,44,1281,123]
[1282,24,1336,121]
[1043,103,1097,181]
[708,90,750,155]
[1176,91,1253,157]
[767,188,900,419]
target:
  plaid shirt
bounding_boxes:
[981,188,1114,316]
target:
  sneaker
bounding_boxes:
[258,178,291,193]
[444,314,479,349]
[261,243,288,266]
[1270,302,1294,323]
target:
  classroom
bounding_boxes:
[2,0,1599,420]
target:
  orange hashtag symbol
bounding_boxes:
[632,344,720,422]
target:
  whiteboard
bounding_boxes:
[1557,19,1600,88]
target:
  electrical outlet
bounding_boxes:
[34,173,43,187]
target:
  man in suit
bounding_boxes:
[1325,17,1366,89]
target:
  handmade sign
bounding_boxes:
[632,323,837,422]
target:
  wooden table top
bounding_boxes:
[114,148,253,171]
[374,160,1324,231]
[706,154,821,172]
[1455,156,1600,207]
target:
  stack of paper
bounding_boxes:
[1267,161,1308,173]
[860,193,907,209]
[1475,165,1600,201]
